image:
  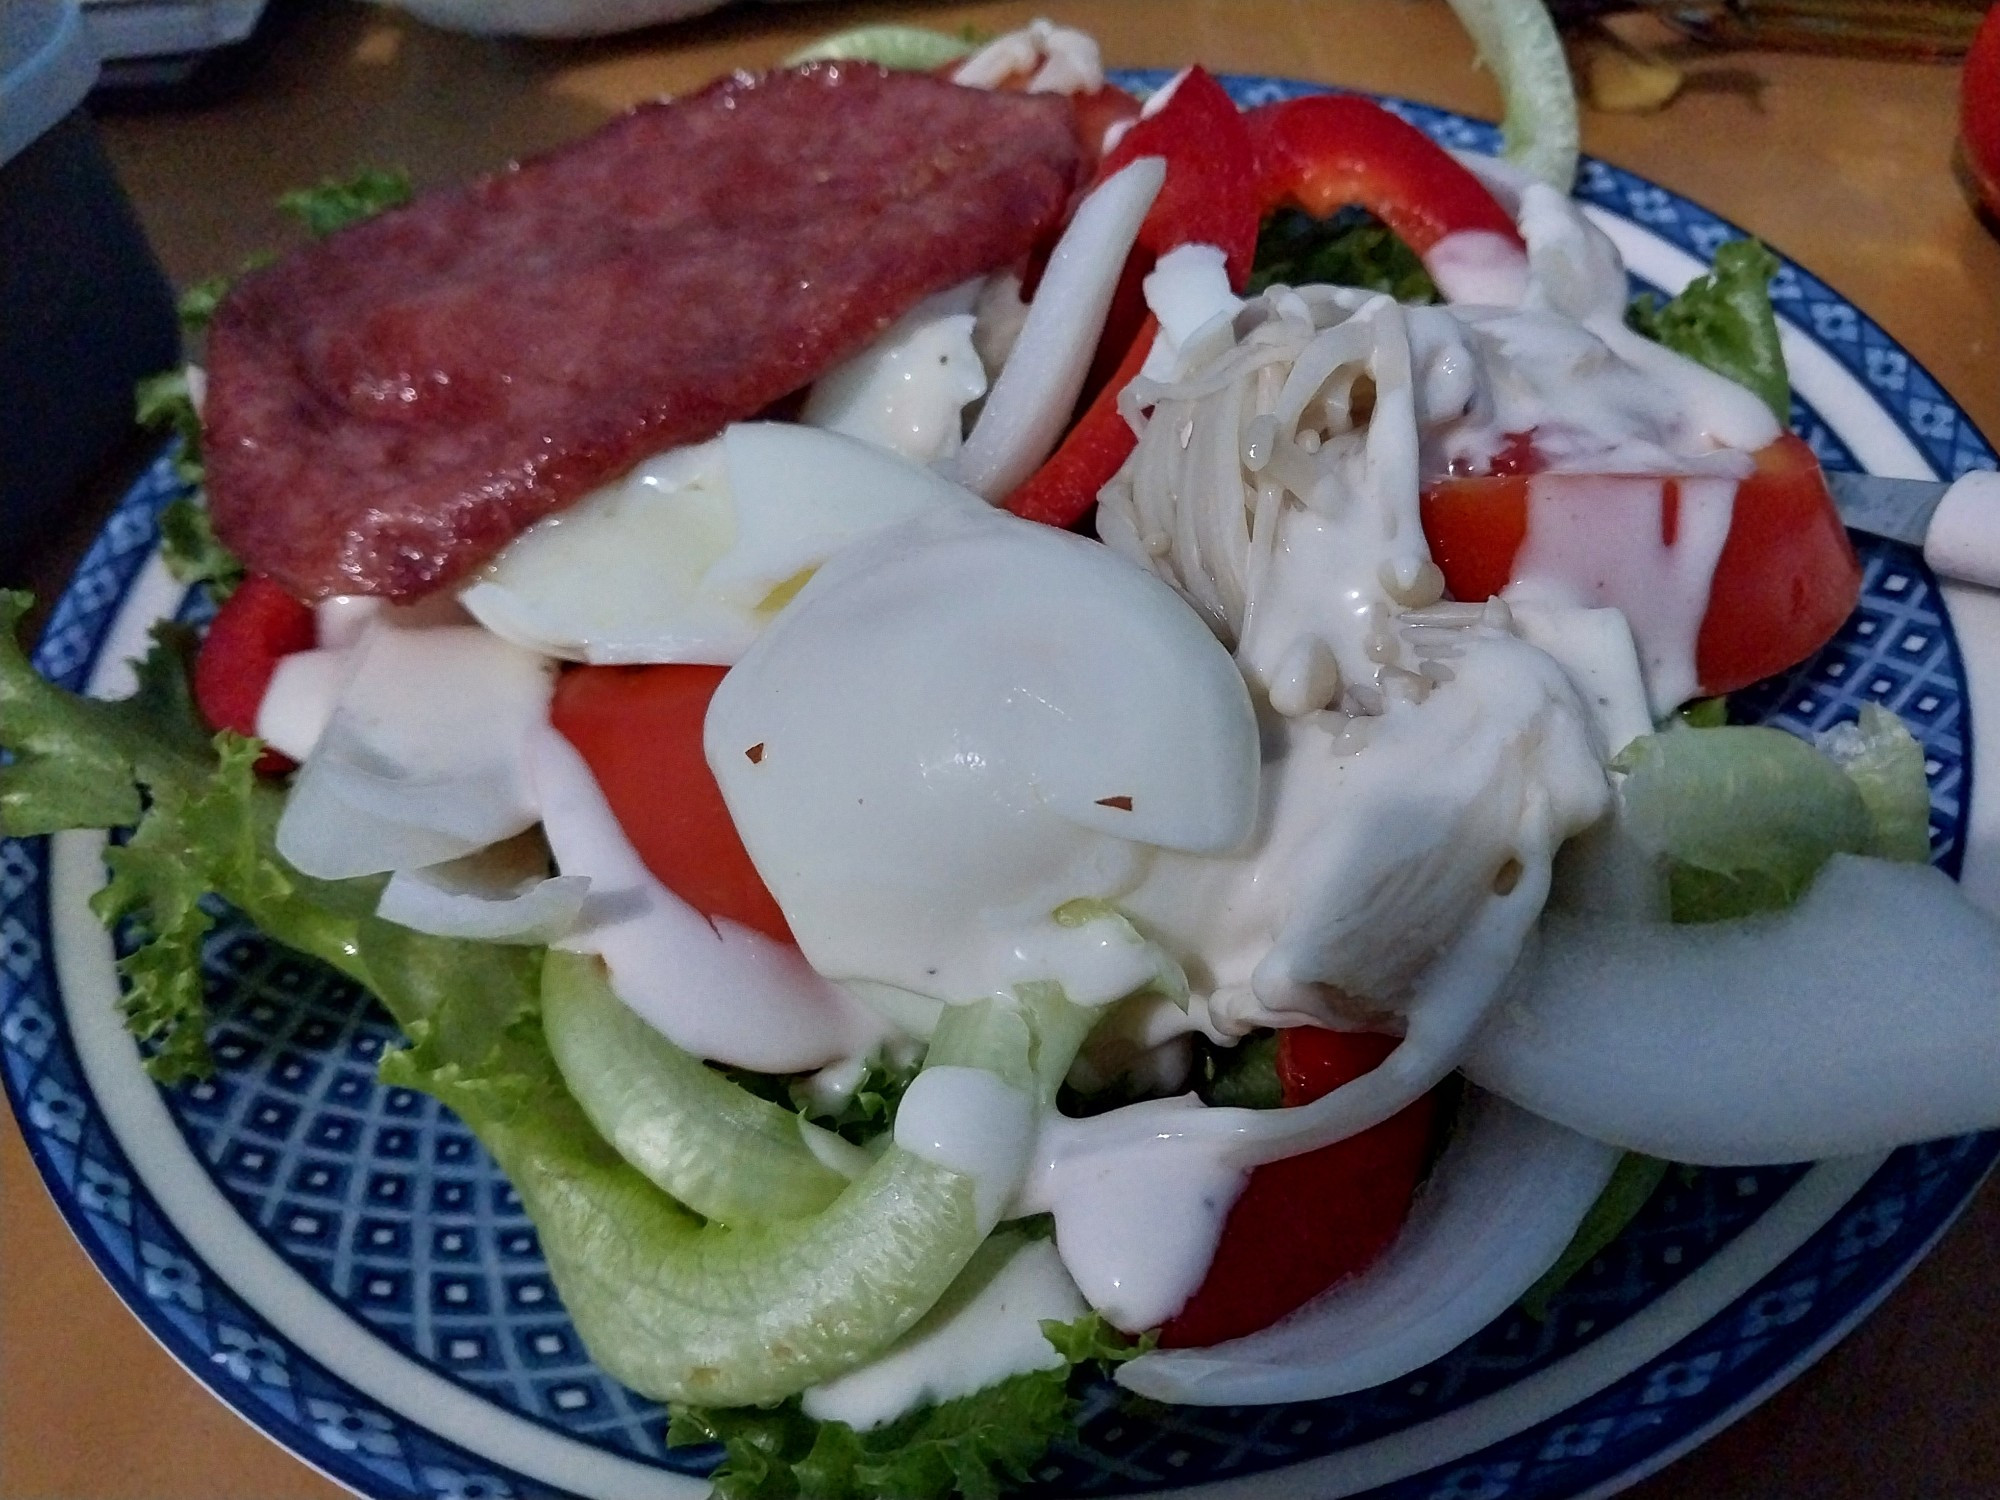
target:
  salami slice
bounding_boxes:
[203,65,1082,601]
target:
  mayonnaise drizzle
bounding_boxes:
[802,1236,1085,1430]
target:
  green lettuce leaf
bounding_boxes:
[157,496,244,598]
[1818,702,1932,863]
[669,1312,1150,1500]
[1,591,371,1076]
[1614,709,1931,924]
[794,1051,923,1146]
[277,167,414,237]
[1627,238,1789,423]
[1520,1151,1669,1319]
[1249,207,1440,303]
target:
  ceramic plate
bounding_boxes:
[4,76,1997,1500]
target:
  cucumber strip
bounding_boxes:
[541,950,863,1225]
[783,24,976,70]
[484,1083,986,1406]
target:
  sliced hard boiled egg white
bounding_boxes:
[703,423,986,606]
[275,621,554,880]
[460,424,984,666]
[801,281,987,465]
[706,504,1259,1009]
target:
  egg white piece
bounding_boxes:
[461,424,983,665]
[706,503,1259,1009]
[276,622,554,880]
[802,282,988,465]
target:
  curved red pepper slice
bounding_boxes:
[1097,67,1261,288]
[1244,93,1523,257]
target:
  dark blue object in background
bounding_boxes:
[1,0,178,568]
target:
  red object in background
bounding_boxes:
[1962,4,2000,220]
[550,664,795,944]
[1245,93,1524,256]
[192,574,317,775]
[1160,1027,1435,1349]
[1420,433,1861,698]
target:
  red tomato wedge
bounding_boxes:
[193,574,317,775]
[1160,1028,1435,1348]
[549,664,794,944]
[1420,434,1862,698]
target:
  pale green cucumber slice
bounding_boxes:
[784,25,975,70]
[480,1082,985,1406]
[541,951,864,1225]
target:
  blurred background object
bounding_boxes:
[1962,2,2000,220]
[1550,0,1989,59]
[0,0,177,565]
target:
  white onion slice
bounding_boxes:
[377,837,590,945]
[955,156,1167,500]
[1116,1095,1618,1405]
[276,625,553,880]
[529,726,885,1073]
[1466,854,2000,1164]
[256,647,358,763]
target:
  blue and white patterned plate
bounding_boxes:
[4,77,1997,1500]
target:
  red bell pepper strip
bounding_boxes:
[1244,93,1523,259]
[1096,67,1261,288]
[1002,69,1261,528]
[193,574,317,775]
[1160,1027,1436,1348]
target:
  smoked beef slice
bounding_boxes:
[203,65,1083,601]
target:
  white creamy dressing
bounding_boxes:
[802,1236,1086,1430]
[801,281,988,465]
[1421,229,1530,307]
[1015,1094,1246,1330]
[894,1065,1038,1233]
[528,726,885,1073]
[1506,474,1737,714]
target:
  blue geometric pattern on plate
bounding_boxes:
[1,78,1994,1500]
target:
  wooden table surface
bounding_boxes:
[5,1,1999,1496]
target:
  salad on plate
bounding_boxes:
[6,11,2000,1497]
